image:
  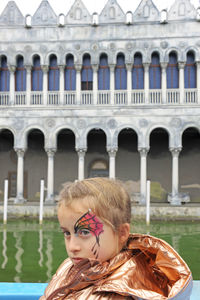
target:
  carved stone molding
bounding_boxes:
[14,148,26,158]
[45,148,57,157]
[170,147,182,157]
[138,147,149,156]
[107,148,118,157]
[41,65,49,73]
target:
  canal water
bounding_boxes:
[0,220,200,282]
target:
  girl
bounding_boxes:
[40,177,192,300]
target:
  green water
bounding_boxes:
[0,220,200,282]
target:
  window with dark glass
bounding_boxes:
[0,56,10,91]
[32,55,43,91]
[98,54,110,90]
[15,56,26,91]
[48,55,59,91]
[184,51,196,88]
[167,52,179,89]
[81,54,93,90]
[115,54,127,90]
[149,52,161,89]
[132,53,144,89]
[65,55,76,90]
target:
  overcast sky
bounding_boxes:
[0,0,199,15]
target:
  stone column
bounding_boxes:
[59,65,65,105]
[14,148,26,204]
[8,65,16,105]
[170,148,182,205]
[196,62,200,104]
[126,63,132,105]
[92,64,98,105]
[178,62,185,104]
[25,65,32,105]
[77,149,86,180]
[75,64,81,105]
[46,148,56,203]
[110,64,115,105]
[41,65,49,105]
[161,62,167,104]
[139,148,149,205]
[143,63,150,104]
[107,148,117,179]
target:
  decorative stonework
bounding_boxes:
[99,0,125,24]
[170,118,182,128]
[168,0,196,21]
[12,119,24,130]
[0,1,24,26]
[65,0,91,25]
[45,118,56,128]
[109,43,116,51]
[74,44,81,51]
[91,44,99,52]
[77,119,86,129]
[139,119,148,128]
[133,0,159,22]
[32,0,57,26]
[40,45,47,52]
[160,41,169,49]
[107,119,117,129]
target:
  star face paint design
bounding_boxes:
[74,210,104,259]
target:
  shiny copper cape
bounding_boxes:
[40,234,193,300]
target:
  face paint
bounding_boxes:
[74,210,104,259]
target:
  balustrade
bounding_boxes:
[114,90,127,105]
[31,92,43,105]
[167,89,180,104]
[47,92,60,105]
[184,89,197,104]
[64,91,76,105]
[149,89,162,104]
[0,93,9,105]
[97,91,110,105]
[131,90,145,104]
[14,92,26,105]
[81,91,93,105]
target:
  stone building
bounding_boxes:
[0,0,200,205]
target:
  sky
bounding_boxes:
[0,0,199,16]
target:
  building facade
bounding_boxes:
[1,0,200,205]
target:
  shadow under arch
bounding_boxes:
[148,127,171,203]
[180,127,200,203]
[54,129,78,194]
[86,129,108,179]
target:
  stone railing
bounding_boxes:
[0,89,199,107]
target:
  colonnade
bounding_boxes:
[14,145,182,205]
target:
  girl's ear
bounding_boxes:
[118,223,130,246]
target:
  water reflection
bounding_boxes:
[1,228,8,269]
[0,220,199,282]
[38,228,43,267]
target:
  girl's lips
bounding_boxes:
[71,258,83,264]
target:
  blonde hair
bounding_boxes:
[58,177,131,231]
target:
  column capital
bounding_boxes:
[92,64,99,72]
[58,65,65,71]
[178,62,185,69]
[25,65,32,72]
[14,148,26,157]
[160,62,168,70]
[138,147,149,156]
[74,64,82,72]
[170,147,182,156]
[41,65,49,73]
[45,148,57,157]
[126,63,133,71]
[143,62,150,71]
[76,148,87,156]
[8,65,16,73]
[109,64,115,72]
[107,147,118,156]
[196,61,200,68]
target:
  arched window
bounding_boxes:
[0,56,10,91]
[167,52,179,89]
[81,54,93,90]
[15,56,26,91]
[132,53,144,89]
[184,52,196,88]
[149,52,161,89]
[98,54,110,90]
[48,55,59,91]
[32,55,43,91]
[65,55,76,91]
[115,53,127,90]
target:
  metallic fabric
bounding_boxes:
[40,234,192,299]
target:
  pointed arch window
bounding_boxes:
[15,56,26,91]
[98,54,110,90]
[167,52,179,89]
[0,56,10,91]
[115,54,127,90]
[32,55,43,91]
[81,54,93,90]
[65,55,76,91]
[149,52,161,89]
[184,52,196,88]
[48,55,59,91]
[132,53,144,89]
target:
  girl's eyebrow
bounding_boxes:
[60,226,68,231]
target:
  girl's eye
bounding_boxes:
[63,231,70,238]
[78,229,91,237]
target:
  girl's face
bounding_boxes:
[58,203,120,265]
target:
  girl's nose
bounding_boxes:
[67,235,81,253]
